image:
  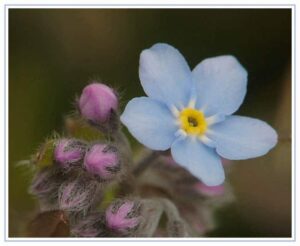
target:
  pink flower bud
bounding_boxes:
[105,200,141,236]
[84,144,120,180]
[54,139,85,169]
[79,83,118,124]
[194,182,225,197]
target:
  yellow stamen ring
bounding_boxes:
[179,108,207,136]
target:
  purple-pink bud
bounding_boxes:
[54,139,85,169]
[105,200,141,235]
[79,83,118,124]
[84,144,120,180]
[194,182,225,197]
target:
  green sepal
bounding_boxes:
[100,183,120,209]
[64,115,104,142]
[31,136,58,169]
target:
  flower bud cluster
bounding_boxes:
[28,81,130,235]
[52,139,122,181]
[31,139,122,218]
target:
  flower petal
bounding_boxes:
[208,116,278,160]
[120,97,177,151]
[192,55,248,116]
[171,137,225,186]
[139,43,192,107]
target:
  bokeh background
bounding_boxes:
[9,9,291,237]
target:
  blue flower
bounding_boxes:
[121,43,278,186]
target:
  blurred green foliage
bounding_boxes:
[9,9,291,237]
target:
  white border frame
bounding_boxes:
[1,2,297,245]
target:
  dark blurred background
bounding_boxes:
[9,9,291,237]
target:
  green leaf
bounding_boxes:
[64,115,104,142]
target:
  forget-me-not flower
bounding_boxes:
[121,43,278,186]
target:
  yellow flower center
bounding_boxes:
[179,108,207,136]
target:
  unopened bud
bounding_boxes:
[79,83,118,125]
[84,144,121,180]
[105,199,141,236]
[54,139,86,169]
[58,176,98,212]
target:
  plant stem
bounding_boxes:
[133,151,160,176]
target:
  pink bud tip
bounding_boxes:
[79,83,118,124]
[194,182,225,197]
[105,201,140,234]
[84,144,120,179]
[54,139,84,168]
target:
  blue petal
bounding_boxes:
[120,97,177,151]
[139,43,192,108]
[192,55,248,116]
[208,116,278,160]
[171,137,225,186]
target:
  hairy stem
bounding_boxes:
[158,198,189,237]
[133,151,160,176]
[112,129,132,159]
[112,129,136,193]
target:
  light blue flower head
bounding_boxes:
[121,43,278,186]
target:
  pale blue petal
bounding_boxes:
[192,55,248,116]
[171,137,225,186]
[139,43,192,108]
[120,97,177,151]
[208,116,278,160]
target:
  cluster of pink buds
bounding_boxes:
[28,81,128,232]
